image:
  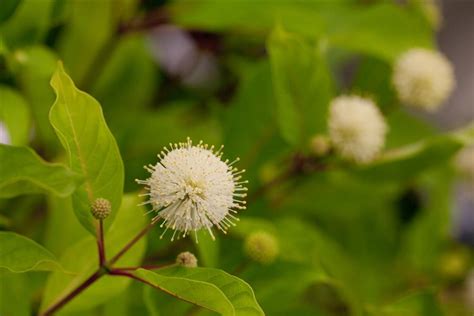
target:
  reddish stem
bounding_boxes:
[40,269,105,316]
[113,263,172,271]
[97,220,106,267]
[107,220,157,267]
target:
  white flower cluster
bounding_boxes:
[328,95,388,164]
[392,48,455,111]
[138,138,247,241]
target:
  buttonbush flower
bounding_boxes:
[328,95,387,164]
[392,48,455,111]
[137,138,247,240]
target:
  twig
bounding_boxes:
[97,220,106,267]
[107,219,158,266]
[40,269,105,316]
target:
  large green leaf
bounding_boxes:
[0,273,31,316]
[0,85,30,146]
[0,0,21,24]
[0,144,81,198]
[373,290,444,316]
[221,60,286,190]
[356,123,474,182]
[0,231,61,273]
[56,0,116,85]
[92,33,158,114]
[0,0,52,48]
[268,26,333,146]
[172,2,432,61]
[135,267,264,316]
[49,62,124,234]
[40,194,148,314]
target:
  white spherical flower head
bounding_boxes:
[137,138,247,241]
[328,95,388,164]
[393,48,455,111]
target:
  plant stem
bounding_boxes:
[113,263,172,271]
[107,219,157,267]
[97,219,106,267]
[40,269,105,316]
[40,220,157,315]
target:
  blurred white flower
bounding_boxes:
[0,122,11,145]
[137,138,247,241]
[392,48,455,111]
[328,95,388,164]
[147,25,219,90]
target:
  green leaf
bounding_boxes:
[56,0,116,85]
[356,124,474,182]
[374,289,444,316]
[0,0,53,48]
[325,3,433,61]
[172,2,432,61]
[0,231,61,273]
[0,273,31,316]
[135,267,264,316]
[14,46,60,152]
[221,60,286,190]
[144,285,192,316]
[40,194,148,314]
[192,230,219,267]
[92,33,158,114]
[0,144,81,198]
[0,0,21,24]
[0,85,30,146]
[268,26,333,146]
[49,62,124,234]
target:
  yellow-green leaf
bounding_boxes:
[49,62,124,234]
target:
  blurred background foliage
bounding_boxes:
[0,0,473,315]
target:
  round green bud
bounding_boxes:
[176,251,198,268]
[91,198,111,220]
[244,231,279,265]
[309,135,331,157]
[438,248,470,281]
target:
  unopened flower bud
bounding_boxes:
[91,198,111,220]
[244,231,279,265]
[438,248,470,281]
[176,251,198,268]
[309,135,331,157]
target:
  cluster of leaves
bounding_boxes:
[0,0,473,315]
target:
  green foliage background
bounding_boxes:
[0,0,473,315]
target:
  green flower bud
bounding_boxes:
[176,251,198,268]
[244,231,279,265]
[91,198,111,220]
